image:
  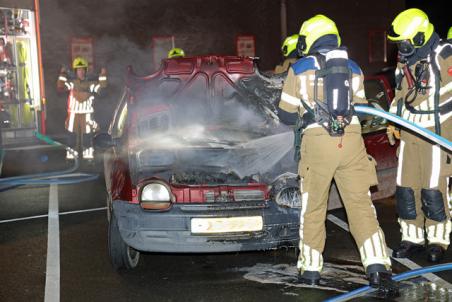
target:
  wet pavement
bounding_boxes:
[1,159,452,301]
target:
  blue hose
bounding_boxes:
[324,262,452,302]
[0,132,97,186]
[354,105,452,151]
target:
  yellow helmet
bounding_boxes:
[72,57,88,69]
[168,48,185,58]
[387,8,434,47]
[298,14,341,55]
[281,34,299,57]
[448,26,452,40]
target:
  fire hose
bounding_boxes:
[325,263,452,302]
[0,131,98,187]
[354,105,452,151]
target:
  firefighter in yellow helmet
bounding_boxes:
[168,48,185,58]
[57,57,107,160]
[279,14,398,297]
[386,8,452,263]
[274,34,300,74]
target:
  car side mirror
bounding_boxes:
[93,133,115,149]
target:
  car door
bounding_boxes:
[105,89,131,203]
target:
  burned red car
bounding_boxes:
[98,55,397,270]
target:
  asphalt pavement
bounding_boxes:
[1,158,452,302]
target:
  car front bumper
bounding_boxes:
[112,200,300,253]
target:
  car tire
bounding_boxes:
[108,211,140,270]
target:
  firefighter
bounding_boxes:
[168,48,185,58]
[57,57,107,160]
[386,8,452,262]
[274,34,300,74]
[279,15,398,297]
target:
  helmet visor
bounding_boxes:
[396,40,415,57]
[297,35,307,55]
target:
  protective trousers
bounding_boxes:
[65,113,95,159]
[395,122,452,249]
[297,125,391,273]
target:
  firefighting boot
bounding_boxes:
[427,244,445,263]
[392,241,424,258]
[298,270,320,286]
[367,264,400,299]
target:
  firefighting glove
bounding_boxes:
[386,125,400,146]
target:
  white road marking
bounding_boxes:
[45,184,60,302]
[0,207,107,224]
[327,214,452,289]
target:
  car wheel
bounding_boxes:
[108,212,140,270]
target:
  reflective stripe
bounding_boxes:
[69,97,95,114]
[297,244,323,272]
[281,92,301,107]
[83,147,94,159]
[65,148,78,159]
[67,112,75,132]
[332,88,338,109]
[64,82,71,90]
[299,192,309,240]
[93,84,101,93]
[359,230,392,269]
[298,75,309,102]
[433,44,450,71]
[58,76,67,82]
[396,141,405,186]
[448,178,452,217]
[372,232,382,259]
[430,145,441,188]
[312,56,320,69]
[379,231,388,258]
[400,219,425,244]
[427,221,451,246]
[86,114,91,134]
[89,84,96,93]
[352,76,360,92]
[325,49,348,60]
[440,82,452,96]
[98,76,107,81]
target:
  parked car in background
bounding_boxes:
[97,55,398,270]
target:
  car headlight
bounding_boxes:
[142,183,171,202]
[140,182,173,210]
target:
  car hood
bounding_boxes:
[133,131,295,185]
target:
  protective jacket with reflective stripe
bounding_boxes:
[389,43,452,129]
[279,51,367,119]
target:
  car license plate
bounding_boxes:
[191,216,263,234]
